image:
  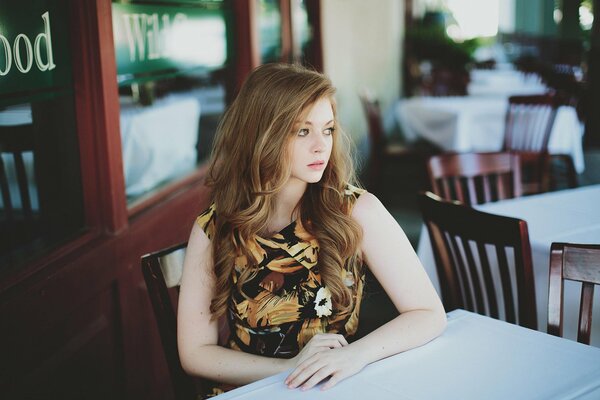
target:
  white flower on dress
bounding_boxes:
[314,286,333,318]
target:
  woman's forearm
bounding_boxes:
[349,309,447,366]
[181,344,292,386]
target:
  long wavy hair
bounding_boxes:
[206,63,363,319]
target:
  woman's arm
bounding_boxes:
[285,192,446,390]
[177,223,288,385]
[177,223,347,385]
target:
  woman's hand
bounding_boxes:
[285,345,367,391]
[285,334,367,391]
[291,333,348,366]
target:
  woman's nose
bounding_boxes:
[312,133,326,153]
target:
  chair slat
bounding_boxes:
[496,244,516,324]
[477,241,499,318]
[0,157,13,217]
[13,152,32,217]
[462,237,484,314]
[448,233,473,311]
[578,283,594,344]
[547,246,564,338]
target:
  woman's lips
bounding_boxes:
[308,160,326,170]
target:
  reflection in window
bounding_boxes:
[117,72,227,201]
[112,1,229,203]
[0,100,85,270]
[0,2,85,270]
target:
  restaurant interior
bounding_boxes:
[1,0,599,399]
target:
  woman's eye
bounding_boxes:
[324,127,335,136]
[298,128,310,137]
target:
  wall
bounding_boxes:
[514,0,557,36]
[320,0,403,160]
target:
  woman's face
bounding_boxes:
[288,97,335,185]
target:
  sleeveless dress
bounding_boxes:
[195,184,367,364]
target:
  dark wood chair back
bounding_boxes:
[359,92,386,154]
[502,93,575,194]
[0,124,36,221]
[548,242,600,345]
[141,243,198,400]
[427,152,522,205]
[418,191,537,329]
[503,93,559,153]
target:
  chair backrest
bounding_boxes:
[548,242,600,345]
[358,91,385,152]
[141,242,197,400]
[503,93,559,153]
[418,191,537,329]
[427,152,522,205]
[0,124,36,221]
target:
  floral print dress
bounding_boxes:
[195,185,366,361]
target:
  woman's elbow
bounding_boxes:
[178,345,196,376]
[430,306,447,338]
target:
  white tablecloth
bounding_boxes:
[214,309,600,399]
[396,96,585,173]
[467,68,548,97]
[120,95,201,197]
[417,185,600,344]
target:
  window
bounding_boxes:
[0,3,85,270]
[111,0,230,205]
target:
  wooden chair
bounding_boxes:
[418,191,537,329]
[426,152,522,205]
[548,242,600,345]
[0,123,41,253]
[142,243,197,400]
[503,93,577,193]
[0,124,37,222]
[359,91,433,194]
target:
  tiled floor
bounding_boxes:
[355,148,600,338]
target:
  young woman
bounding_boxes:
[177,63,446,395]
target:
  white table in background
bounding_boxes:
[467,68,548,97]
[119,95,201,197]
[417,185,600,345]
[214,309,600,399]
[395,96,585,173]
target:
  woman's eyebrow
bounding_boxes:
[294,119,334,125]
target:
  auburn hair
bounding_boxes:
[206,63,363,318]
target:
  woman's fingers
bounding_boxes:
[286,344,364,392]
[285,355,326,388]
[298,366,334,390]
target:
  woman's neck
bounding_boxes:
[270,179,307,232]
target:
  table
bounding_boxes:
[467,68,548,97]
[417,185,600,344]
[119,95,201,197]
[214,309,600,399]
[395,96,585,173]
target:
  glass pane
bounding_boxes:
[111,1,229,203]
[258,0,282,63]
[291,0,314,65]
[0,2,85,270]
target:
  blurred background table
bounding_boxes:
[467,68,548,97]
[119,95,201,197]
[395,96,585,173]
[214,310,600,400]
[417,185,600,344]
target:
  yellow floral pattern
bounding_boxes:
[196,185,366,359]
